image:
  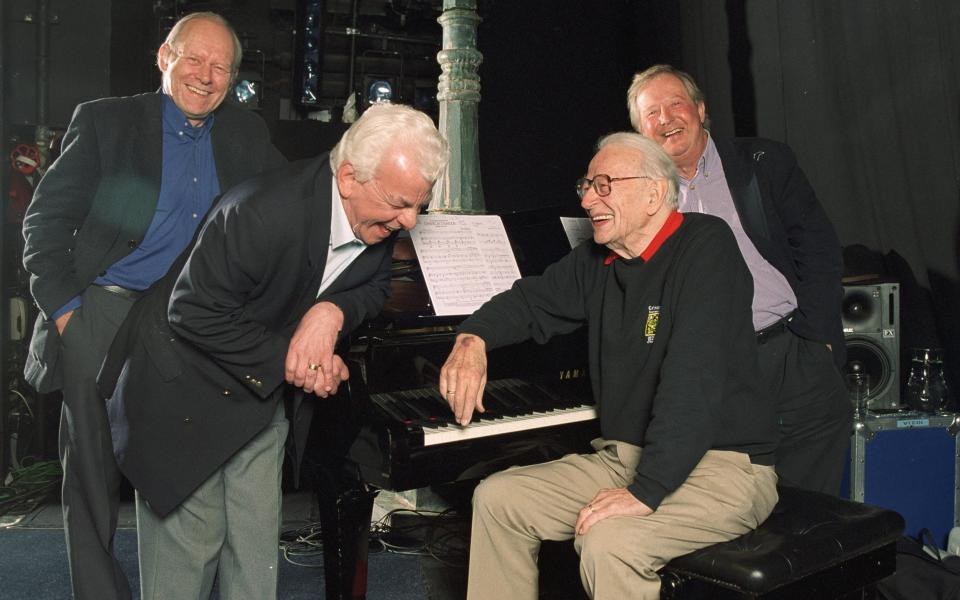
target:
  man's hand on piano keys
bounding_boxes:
[439,333,488,426]
[575,488,653,536]
[285,301,346,396]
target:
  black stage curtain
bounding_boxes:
[476,1,959,392]
[669,0,960,397]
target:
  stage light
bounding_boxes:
[367,79,394,104]
[233,78,261,107]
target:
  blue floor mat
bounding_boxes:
[0,528,428,600]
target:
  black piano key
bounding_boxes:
[476,392,503,420]
[421,389,465,425]
[406,389,454,425]
[383,393,421,423]
[399,391,441,428]
[488,380,535,412]
[436,387,498,421]
[396,390,433,420]
[438,388,484,424]
[372,395,413,424]
[503,380,555,413]
[418,387,495,422]
[407,388,456,427]
[482,391,511,417]
[483,386,521,417]
[537,381,585,408]
[525,382,570,408]
[418,388,455,416]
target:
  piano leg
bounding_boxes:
[307,376,382,599]
[317,470,378,600]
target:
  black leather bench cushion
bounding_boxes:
[662,486,905,594]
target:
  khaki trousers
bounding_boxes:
[467,439,778,600]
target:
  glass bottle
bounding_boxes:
[905,348,950,413]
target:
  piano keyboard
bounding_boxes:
[370,378,597,447]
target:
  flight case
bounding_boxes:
[841,411,960,547]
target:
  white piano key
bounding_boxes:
[422,405,598,446]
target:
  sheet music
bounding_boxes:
[560,217,593,249]
[409,214,521,316]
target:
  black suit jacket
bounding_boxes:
[22,92,285,392]
[101,156,396,517]
[714,136,846,368]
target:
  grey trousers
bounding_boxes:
[135,401,288,600]
[58,285,135,600]
[467,439,778,600]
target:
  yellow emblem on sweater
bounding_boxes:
[645,306,660,343]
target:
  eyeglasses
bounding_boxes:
[576,174,651,199]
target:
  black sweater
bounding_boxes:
[460,212,777,510]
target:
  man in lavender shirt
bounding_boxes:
[627,64,850,495]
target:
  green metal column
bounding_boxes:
[431,0,484,214]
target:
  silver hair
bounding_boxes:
[162,12,243,74]
[596,132,680,209]
[626,64,711,133]
[330,104,449,184]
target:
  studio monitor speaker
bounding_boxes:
[842,283,900,409]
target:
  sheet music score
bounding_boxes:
[409,214,522,316]
[560,217,593,249]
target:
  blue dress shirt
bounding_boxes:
[54,95,220,317]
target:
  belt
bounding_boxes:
[755,312,794,345]
[94,284,143,301]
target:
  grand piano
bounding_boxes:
[305,208,600,599]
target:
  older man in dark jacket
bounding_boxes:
[100,103,448,600]
[21,12,284,600]
[627,64,850,496]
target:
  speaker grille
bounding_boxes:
[842,289,881,329]
[845,337,894,401]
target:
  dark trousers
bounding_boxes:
[58,286,134,600]
[758,329,852,495]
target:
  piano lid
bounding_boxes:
[499,205,586,278]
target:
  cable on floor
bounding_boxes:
[0,459,62,526]
[278,506,470,569]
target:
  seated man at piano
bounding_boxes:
[99,103,448,600]
[439,132,779,600]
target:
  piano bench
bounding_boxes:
[539,486,904,599]
[658,486,904,599]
